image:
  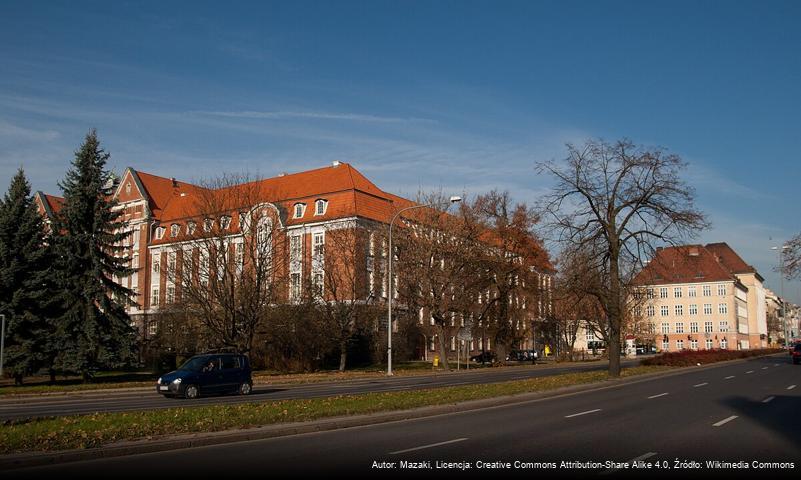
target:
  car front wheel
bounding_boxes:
[239,382,252,395]
[184,384,199,399]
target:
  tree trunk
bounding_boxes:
[338,340,348,372]
[437,326,450,369]
[607,250,622,378]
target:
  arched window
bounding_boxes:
[315,199,328,216]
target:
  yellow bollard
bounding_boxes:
[433,355,439,368]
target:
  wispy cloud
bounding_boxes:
[687,162,771,201]
[188,110,437,124]
[0,121,60,142]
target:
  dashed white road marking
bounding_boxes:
[788,385,797,390]
[694,382,708,387]
[390,438,468,455]
[565,408,602,418]
[647,393,669,399]
[761,367,769,370]
[713,415,738,427]
[724,376,735,380]
[745,370,754,374]
[774,363,780,367]
[762,396,775,403]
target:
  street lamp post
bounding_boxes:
[772,245,790,347]
[387,196,461,376]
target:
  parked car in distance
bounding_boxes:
[792,344,801,365]
[506,349,538,361]
[470,351,497,364]
[156,353,252,399]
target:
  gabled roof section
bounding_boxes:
[34,191,64,219]
[704,242,763,281]
[633,245,738,286]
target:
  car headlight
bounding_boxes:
[172,378,182,384]
[157,377,162,384]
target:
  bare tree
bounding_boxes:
[783,233,801,279]
[395,192,479,369]
[164,174,287,356]
[463,191,550,362]
[538,139,708,377]
[313,225,380,371]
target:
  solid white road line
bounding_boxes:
[745,370,754,374]
[724,376,735,380]
[762,396,775,403]
[647,393,669,399]
[601,452,657,475]
[565,408,602,418]
[390,438,468,455]
[713,415,738,427]
[693,382,708,387]
[788,385,797,390]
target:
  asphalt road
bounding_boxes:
[7,355,800,479]
[0,358,644,420]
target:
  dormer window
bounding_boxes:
[204,218,214,232]
[294,203,306,219]
[155,226,165,240]
[220,215,231,230]
[315,199,328,216]
[170,223,180,238]
[187,221,196,235]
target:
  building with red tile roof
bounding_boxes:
[633,243,768,352]
[36,161,554,361]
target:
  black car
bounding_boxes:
[156,353,252,399]
[470,351,497,364]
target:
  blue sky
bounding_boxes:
[1,0,800,300]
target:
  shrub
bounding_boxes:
[641,348,784,367]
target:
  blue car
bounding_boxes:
[156,353,253,399]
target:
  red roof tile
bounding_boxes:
[633,245,737,286]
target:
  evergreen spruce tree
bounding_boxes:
[0,169,56,384]
[53,130,135,380]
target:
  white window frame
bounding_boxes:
[717,284,726,296]
[690,321,699,333]
[674,287,682,298]
[688,286,696,297]
[660,306,669,317]
[659,287,668,299]
[676,322,685,334]
[705,339,713,350]
[702,285,711,297]
[718,303,728,315]
[293,203,306,219]
[170,223,180,238]
[675,305,683,316]
[689,304,698,316]
[704,321,713,333]
[703,303,713,315]
[676,339,684,350]
[315,199,328,216]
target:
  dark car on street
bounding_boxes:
[470,351,497,364]
[793,344,801,365]
[156,353,253,399]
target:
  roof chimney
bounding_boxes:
[278,172,287,177]
[171,177,178,188]
[332,160,341,167]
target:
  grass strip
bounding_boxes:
[0,365,667,454]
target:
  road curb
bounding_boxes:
[0,353,787,471]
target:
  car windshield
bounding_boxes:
[178,357,211,372]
